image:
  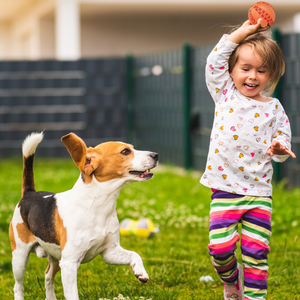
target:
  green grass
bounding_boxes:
[0,158,300,299]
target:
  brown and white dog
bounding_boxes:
[9,132,158,300]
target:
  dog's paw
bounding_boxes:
[131,263,149,283]
[135,272,149,283]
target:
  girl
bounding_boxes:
[200,19,296,300]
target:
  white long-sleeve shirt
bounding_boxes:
[200,35,292,197]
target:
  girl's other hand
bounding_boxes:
[267,140,296,158]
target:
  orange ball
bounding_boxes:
[248,2,275,28]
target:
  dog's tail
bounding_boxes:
[22,132,44,197]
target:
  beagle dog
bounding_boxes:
[9,132,158,300]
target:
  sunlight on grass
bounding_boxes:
[0,158,300,299]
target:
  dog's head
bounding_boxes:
[61,133,158,184]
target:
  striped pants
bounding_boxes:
[208,190,272,300]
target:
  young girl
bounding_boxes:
[200,19,296,300]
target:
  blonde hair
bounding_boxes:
[228,32,285,96]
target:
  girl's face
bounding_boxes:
[230,44,272,101]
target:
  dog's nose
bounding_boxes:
[150,152,159,161]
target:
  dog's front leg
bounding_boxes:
[101,244,149,283]
[59,258,80,300]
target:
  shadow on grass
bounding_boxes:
[0,261,11,273]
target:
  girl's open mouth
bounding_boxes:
[244,83,258,90]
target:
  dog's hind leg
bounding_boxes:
[45,255,60,300]
[10,216,36,300]
[11,246,31,300]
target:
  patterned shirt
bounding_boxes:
[200,35,292,197]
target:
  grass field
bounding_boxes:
[0,158,300,299]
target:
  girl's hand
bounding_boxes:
[267,140,296,158]
[228,19,269,44]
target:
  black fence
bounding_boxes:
[0,59,126,157]
[1,31,300,187]
[280,33,300,187]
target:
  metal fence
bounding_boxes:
[129,44,214,171]
[129,49,185,166]
[190,45,215,171]
[0,59,126,157]
[1,32,300,187]
[280,33,300,187]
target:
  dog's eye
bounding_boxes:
[121,148,131,155]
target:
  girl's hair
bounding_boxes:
[228,32,285,96]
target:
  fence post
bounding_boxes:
[272,28,282,182]
[126,54,135,144]
[183,43,192,169]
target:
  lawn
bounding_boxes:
[0,158,300,299]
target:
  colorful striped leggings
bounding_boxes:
[208,190,272,300]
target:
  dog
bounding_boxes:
[9,132,158,300]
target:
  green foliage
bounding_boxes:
[0,159,300,299]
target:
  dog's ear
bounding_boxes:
[61,133,88,173]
